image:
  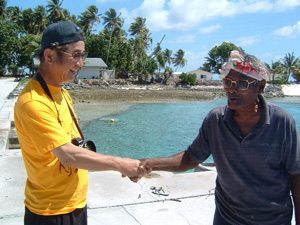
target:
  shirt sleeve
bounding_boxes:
[186,116,212,163]
[18,100,71,153]
[284,116,300,175]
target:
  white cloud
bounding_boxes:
[262,52,273,58]
[167,35,197,44]
[123,0,300,32]
[96,0,125,3]
[273,20,300,38]
[236,35,261,46]
[273,0,300,11]
[199,24,221,34]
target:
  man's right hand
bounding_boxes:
[128,159,152,182]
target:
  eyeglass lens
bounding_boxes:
[222,79,249,90]
[73,52,88,61]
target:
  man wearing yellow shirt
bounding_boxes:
[14,21,144,225]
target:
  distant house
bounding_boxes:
[186,69,214,80]
[78,58,111,79]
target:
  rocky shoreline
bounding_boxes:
[64,79,285,104]
[8,79,288,105]
[9,79,287,103]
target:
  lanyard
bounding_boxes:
[36,72,84,139]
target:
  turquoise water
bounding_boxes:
[82,97,300,162]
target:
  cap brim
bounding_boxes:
[31,48,44,59]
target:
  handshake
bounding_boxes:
[121,158,153,183]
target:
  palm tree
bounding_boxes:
[268,60,283,82]
[204,51,217,73]
[129,17,152,51]
[78,5,101,36]
[156,52,166,74]
[0,0,7,18]
[46,0,65,23]
[21,8,35,34]
[102,8,123,64]
[141,28,153,51]
[163,66,174,84]
[33,5,48,34]
[281,52,300,81]
[129,17,146,36]
[173,49,187,71]
[151,43,162,58]
[6,6,22,23]
[164,48,173,66]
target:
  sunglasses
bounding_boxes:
[61,51,88,62]
[222,78,257,91]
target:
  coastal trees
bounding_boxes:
[267,61,284,82]
[128,17,156,82]
[164,48,173,67]
[78,5,101,36]
[33,5,48,34]
[0,0,7,18]
[46,0,66,23]
[102,8,123,64]
[293,69,300,82]
[163,66,174,84]
[0,20,24,76]
[179,72,197,85]
[129,17,153,52]
[203,42,240,74]
[173,49,187,72]
[280,52,300,81]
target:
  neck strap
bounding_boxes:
[36,72,84,139]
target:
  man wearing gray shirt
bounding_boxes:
[138,50,300,225]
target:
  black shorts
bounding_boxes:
[24,206,87,225]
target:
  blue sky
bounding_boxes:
[7,0,300,73]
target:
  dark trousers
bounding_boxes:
[213,207,232,225]
[24,206,87,225]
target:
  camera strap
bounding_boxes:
[36,72,85,140]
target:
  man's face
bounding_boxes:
[223,70,261,110]
[54,41,86,84]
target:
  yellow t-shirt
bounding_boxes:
[14,79,88,215]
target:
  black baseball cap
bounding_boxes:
[32,21,85,58]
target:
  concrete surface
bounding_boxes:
[0,148,217,225]
[0,77,218,225]
[0,78,18,151]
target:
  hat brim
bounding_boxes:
[31,48,45,59]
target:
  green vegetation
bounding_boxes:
[179,73,197,85]
[0,0,187,84]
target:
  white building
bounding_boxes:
[186,69,214,80]
[77,58,112,79]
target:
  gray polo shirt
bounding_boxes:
[187,95,300,225]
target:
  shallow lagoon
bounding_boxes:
[82,97,300,161]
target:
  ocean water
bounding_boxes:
[82,97,300,162]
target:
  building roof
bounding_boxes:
[84,58,107,68]
[187,69,214,76]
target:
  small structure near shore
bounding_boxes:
[77,58,112,79]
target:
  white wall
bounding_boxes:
[102,70,115,79]
[78,67,100,79]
